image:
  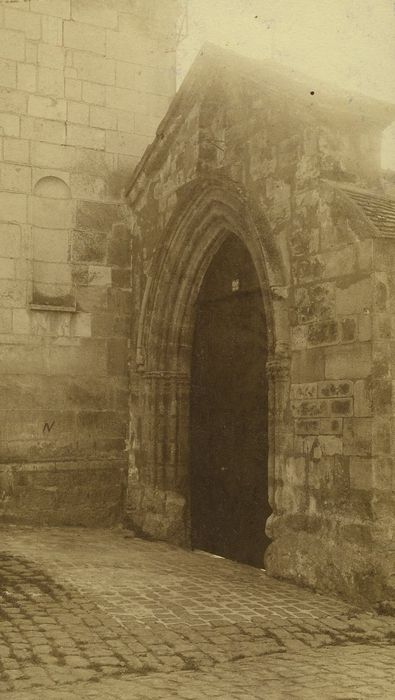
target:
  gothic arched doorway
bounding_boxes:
[190,234,271,568]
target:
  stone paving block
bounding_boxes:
[0,527,394,698]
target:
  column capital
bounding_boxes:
[266,353,291,380]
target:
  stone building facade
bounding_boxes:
[126,46,395,604]
[0,0,180,525]
[1,3,394,606]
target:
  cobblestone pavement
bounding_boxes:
[0,526,394,698]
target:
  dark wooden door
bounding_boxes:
[190,235,270,568]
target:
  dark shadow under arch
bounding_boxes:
[190,233,271,567]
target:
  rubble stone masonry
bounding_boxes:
[0,0,180,525]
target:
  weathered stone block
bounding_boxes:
[325,343,371,379]
[73,50,115,84]
[12,308,30,334]
[291,348,325,383]
[372,313,392,340]
[77,410,127,438]
[295,283,335,324]
[71,0,118,29]
[307,319,338,346]
[28,95,67,121]
[0,257,15,279]
[0,28,25,62]
[0,162,31,193]
[0,223,20,258]
[37,67,65,99]
[341,316,357,342]
[64,22,106,55]
[88,265,112,286]
[135,65,175,97]
[353,379,372,417]
[21,115,65,144]
[17,64,37,93]
[374,272,389,312]
[65,78,82,101]
[318,435,343,456]
[90,105,117,130]
[0,87,27,114]
[0,279,26,308]
[358,313,372,342]
[67,101,89,126]
[372,417,391,456]
[371,379,392,415]
[320,245,356,280]
[0,192,27,223]
[0,112,19,136]
[372,457,393,491]
[66,124,105,150]
[72,230,107,264]
[107,338,128,376]
[0,309,12,333]
[3,138,29,164]
[75,201,120,233]
[70,312,91,338]
[116,110,134,133]
[320,418,342,434]
[82,81,106,105]
[295,419,319,435]
[336,277,372,315]
[49,339,107,376]
[0,59,16,90]
[0,343,46,374]
[76,285,108,312]
[291,399,329,418]
[115,61,134,90]
[30,0,71,19]
[108,224,130,266]
[105,85,137,113]
[31,142,76,170]
[106,130,147,157]
[290,382,317,399]
[350,457,373,491]
[318,380,353,397]
[25,41,38,64]
[41,17,63,47]
[343,418,372,456]
[107,288,132,315]
[111,268,131,288]
[91,312,129,338]
[69,172,107,202]
[330,398,353,416]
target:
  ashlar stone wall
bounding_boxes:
[0,0,180,525]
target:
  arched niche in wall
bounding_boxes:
[30,176,76,310]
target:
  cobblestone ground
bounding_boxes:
[0,526,394,698]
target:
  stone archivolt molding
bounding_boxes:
[136,174,290,376]
[131,174,292,505]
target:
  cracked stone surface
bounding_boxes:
[0,526,394,698]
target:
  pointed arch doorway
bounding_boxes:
[190,234,271,568]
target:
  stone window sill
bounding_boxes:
[29,303,77,313]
